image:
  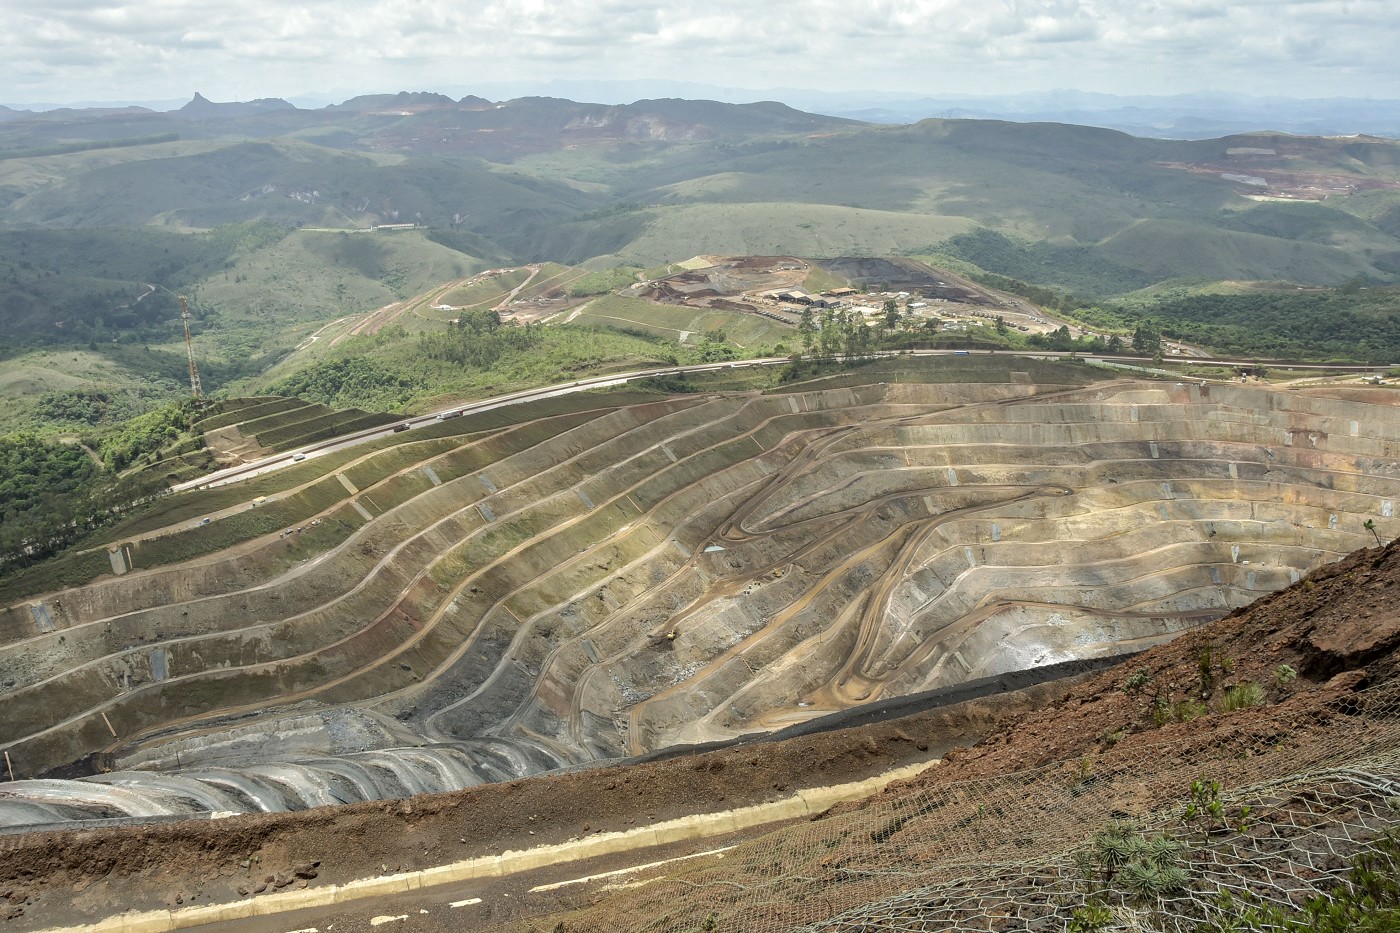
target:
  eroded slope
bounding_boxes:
[2,367,1398,827]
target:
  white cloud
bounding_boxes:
[0,0,1395,104]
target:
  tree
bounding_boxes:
[457,309,502,334]
[1132,323,1162,357]
[696,339,736,363]
[798,307,816,353]
[817,309,837,360]
[883,299,900,331]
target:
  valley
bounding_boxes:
[2,97,1399,439]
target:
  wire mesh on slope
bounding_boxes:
[507,681,1400,932]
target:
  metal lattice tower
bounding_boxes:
[178,295,204,401]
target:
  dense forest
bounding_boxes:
[0,435,100,561]
[0,402,203,573]
[1096,289,1400,361]
[0,224,290,350]
[268,355,426,412]
[938,229,1159,297]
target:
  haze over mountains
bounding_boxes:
[3,90,1398,282]
[6,85,1400,140]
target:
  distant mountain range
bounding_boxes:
[1,91,1397,293]
[5,84,1400,139]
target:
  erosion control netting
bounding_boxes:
[507,682,1400,932]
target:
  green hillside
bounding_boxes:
[590,203,976,267]
[566,294,792,349]
[1,96,1399,429]
[4,138,602,234]
[0,223,500,433]
[1097,219,1385,283]
[195,228,487,323]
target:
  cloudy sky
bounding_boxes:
[3,0,1397,107]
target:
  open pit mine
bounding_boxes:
[2,362,1397,829]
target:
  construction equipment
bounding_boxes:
[178,295,204,401]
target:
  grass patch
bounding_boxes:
[1218,681,1266,712]
[568,267,640,296]
[257,410,397,451]
[595,202,976,268]
[568,294,794,350]
[194,397,305,432]
[440,268,533,307]
[279,505,367,562]
[0,550,113,606]
[769,354,1092,392]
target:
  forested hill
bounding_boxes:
[1,91,1398,442]
[0,404,199,570]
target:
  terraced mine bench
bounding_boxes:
[2,365,1399,828]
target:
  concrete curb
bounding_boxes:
[47,759,937,932]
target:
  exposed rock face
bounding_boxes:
[4,520,1400,932]
[3,377,1400,830]
[177,92,296,119]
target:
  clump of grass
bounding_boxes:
[1172,697,1207,723]
[1099,726,1127,749]
[1219,681,1266,712]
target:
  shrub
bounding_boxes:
[1153,697,1172,728]
[1123,668,1152,694]
[1077,822,1188,907]
[1219,682,1266,712]
[1184,779,1227,835]
[1198,642,1217,696]
[1099,726,1126,748]
[1119,859,1189,903]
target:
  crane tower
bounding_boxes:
[178,295,204,401]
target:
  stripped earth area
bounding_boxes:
[2,360,1398,836]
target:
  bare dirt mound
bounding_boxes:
[202,424,274,466]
